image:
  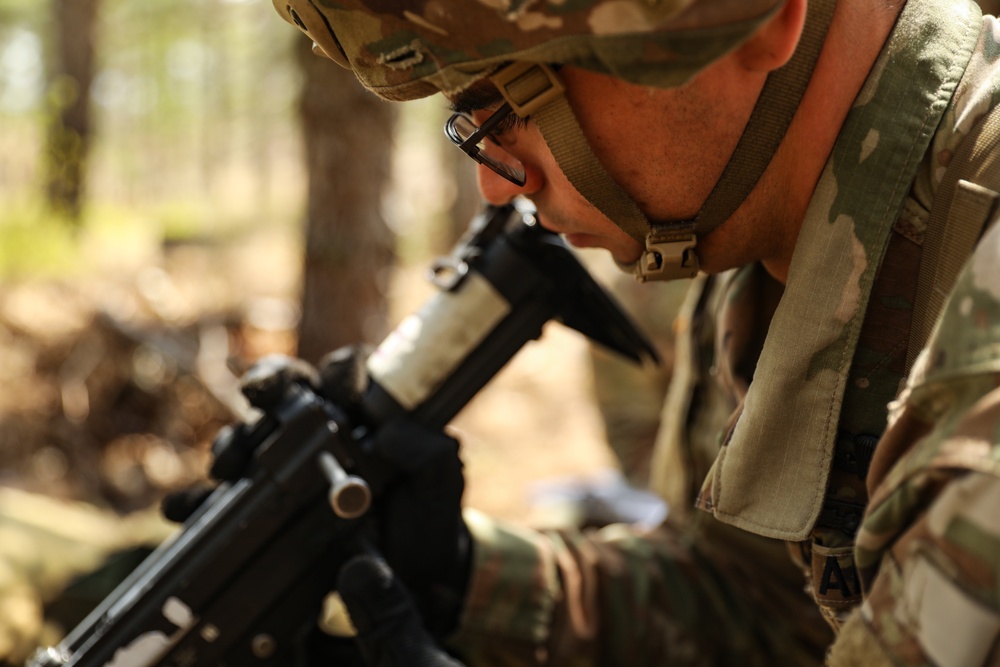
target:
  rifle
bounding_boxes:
[29,203,658,667]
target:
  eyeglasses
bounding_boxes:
[444,102,526,187]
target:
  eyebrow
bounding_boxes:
[449,83,505,115]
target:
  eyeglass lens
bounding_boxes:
[445,112,526,186]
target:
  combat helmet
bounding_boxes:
[273,0,835,281]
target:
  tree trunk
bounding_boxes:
[295,39,398,364]
[45,0,100,223]
[978,0,1000,15]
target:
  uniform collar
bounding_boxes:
[698,0,983,540]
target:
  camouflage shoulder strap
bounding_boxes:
[907,105,1000,370]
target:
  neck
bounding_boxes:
[761,0,905,284]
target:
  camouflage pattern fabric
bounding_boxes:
[453,265,835,666]
[273,0,784,101]
[830,224,1000,665]
[694,0,983,541]
[454,508,832,666]
[443,1,1000,664]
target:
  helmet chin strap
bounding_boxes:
[491,0,835,282]
[490,62,651,239]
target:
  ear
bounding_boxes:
[735,0,808,73]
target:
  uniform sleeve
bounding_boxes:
[831,376,1000,667]
[829,387,1000,667]
[449,508,831,666]
[830,223,1000,667]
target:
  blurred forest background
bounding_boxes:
[0,0,656,533]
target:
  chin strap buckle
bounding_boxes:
[635,235,700,283]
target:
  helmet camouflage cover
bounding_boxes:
[273,0,785,101]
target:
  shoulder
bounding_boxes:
[846,221,1000,663]
[916,206,1000,396]
[914,13,1000,209]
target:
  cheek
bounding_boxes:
[559,67,758,222]
[475,146,548,205]
[563,91,700,216]
[476,164,522,205]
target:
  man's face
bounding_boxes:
[451,61,767,269]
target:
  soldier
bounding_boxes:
[270,0,1000,665]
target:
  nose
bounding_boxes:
[476,163,542,206]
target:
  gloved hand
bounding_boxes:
[319,346,471,640]
[337,554,465,667]
[160,354,323,521]
[163,350,471,640]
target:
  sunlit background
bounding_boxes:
[0,0,469,271]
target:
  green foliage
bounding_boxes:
[0,202,81,278]
[156,201,212,242]
[0,0,45,23]
[0,0,305,278]
[0,198,194,279]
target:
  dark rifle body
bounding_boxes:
[30,204,657,667]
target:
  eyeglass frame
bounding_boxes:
[443,63,567,188]
[444,102,525,186]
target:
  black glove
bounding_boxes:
[162,349,471,649]
[161,355,324,521]
[160,482,215,523]
[319,346,471,639]
[165,351,471,633]
[337,554,465,667]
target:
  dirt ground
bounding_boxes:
[0,222,621,524]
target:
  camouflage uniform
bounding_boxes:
[444,1,1000,665]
